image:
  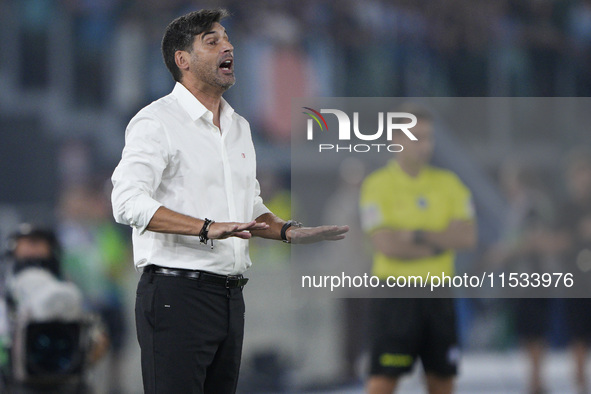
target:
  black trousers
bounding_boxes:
[135,270,245,394]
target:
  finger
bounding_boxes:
[313,227,349,237]
[326,227,349,236]
[234,221,268,231]
[231,231,253,239]
[227,224,240,232]
[249,222,270,230]
[331,225,350,233]
[318,225,349,234]
[324,235,347,241]
[232,221,256,231]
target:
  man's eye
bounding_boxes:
[208,40,217,46]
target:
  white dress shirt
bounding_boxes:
[111,82,270,275]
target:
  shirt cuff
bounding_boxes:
[252,200,271,221]
[130,194,163,235]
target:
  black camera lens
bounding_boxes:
[26,322,83,376]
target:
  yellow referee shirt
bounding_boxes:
[360,161,474,279]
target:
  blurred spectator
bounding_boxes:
[566,0,591,96]
[16,0,56,88]
[110,8,149,118]
[521,0,568,97]
[488,0,533,96]
[61,0,122,106]
[484,162,560,394]
[256,4,314,143]
[556,149,591,394]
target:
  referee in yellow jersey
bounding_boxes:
[360,106,476,394]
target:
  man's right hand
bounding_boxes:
[208,221,269,240]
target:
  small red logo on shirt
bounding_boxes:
[241,153,246,158]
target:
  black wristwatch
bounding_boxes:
[281,220,302,243]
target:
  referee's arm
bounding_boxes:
[371,229,440,260]
[420,220,477,250]
[370,220,476,260]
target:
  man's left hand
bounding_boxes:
[287,225,349,244]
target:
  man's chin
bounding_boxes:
[218,76,236,91]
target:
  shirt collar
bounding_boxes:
[389,160,425,180]
[172,82,235,122]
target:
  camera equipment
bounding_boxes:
[1,225,94,391]
[7,268,90,390]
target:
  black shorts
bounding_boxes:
[565,298,591,342]
[368,298,459,378]
[513,298,551,340]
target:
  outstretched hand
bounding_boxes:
[288,225,349,244]
[208,221,269,240]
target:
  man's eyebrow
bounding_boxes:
[201,29,227,41]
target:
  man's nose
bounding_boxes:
[222,40,233,53]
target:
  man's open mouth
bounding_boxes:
[219,59,233,72]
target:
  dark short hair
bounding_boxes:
[162,9,230,82]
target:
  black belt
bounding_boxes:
[145,265,248,288]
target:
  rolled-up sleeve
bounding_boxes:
[252,179,270,220]
[111,114,168,234]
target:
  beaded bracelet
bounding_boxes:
[199,218,215,247]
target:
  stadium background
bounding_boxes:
[1,0,591,392]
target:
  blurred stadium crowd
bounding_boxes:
[12,0,591,98]
[7,0,591,123]
[2,0,591,393]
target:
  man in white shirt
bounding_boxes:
[111,9,348,393]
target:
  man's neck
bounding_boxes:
[397,159,423,178]
[181,79,223,128]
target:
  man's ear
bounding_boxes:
[175,50,190,74]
